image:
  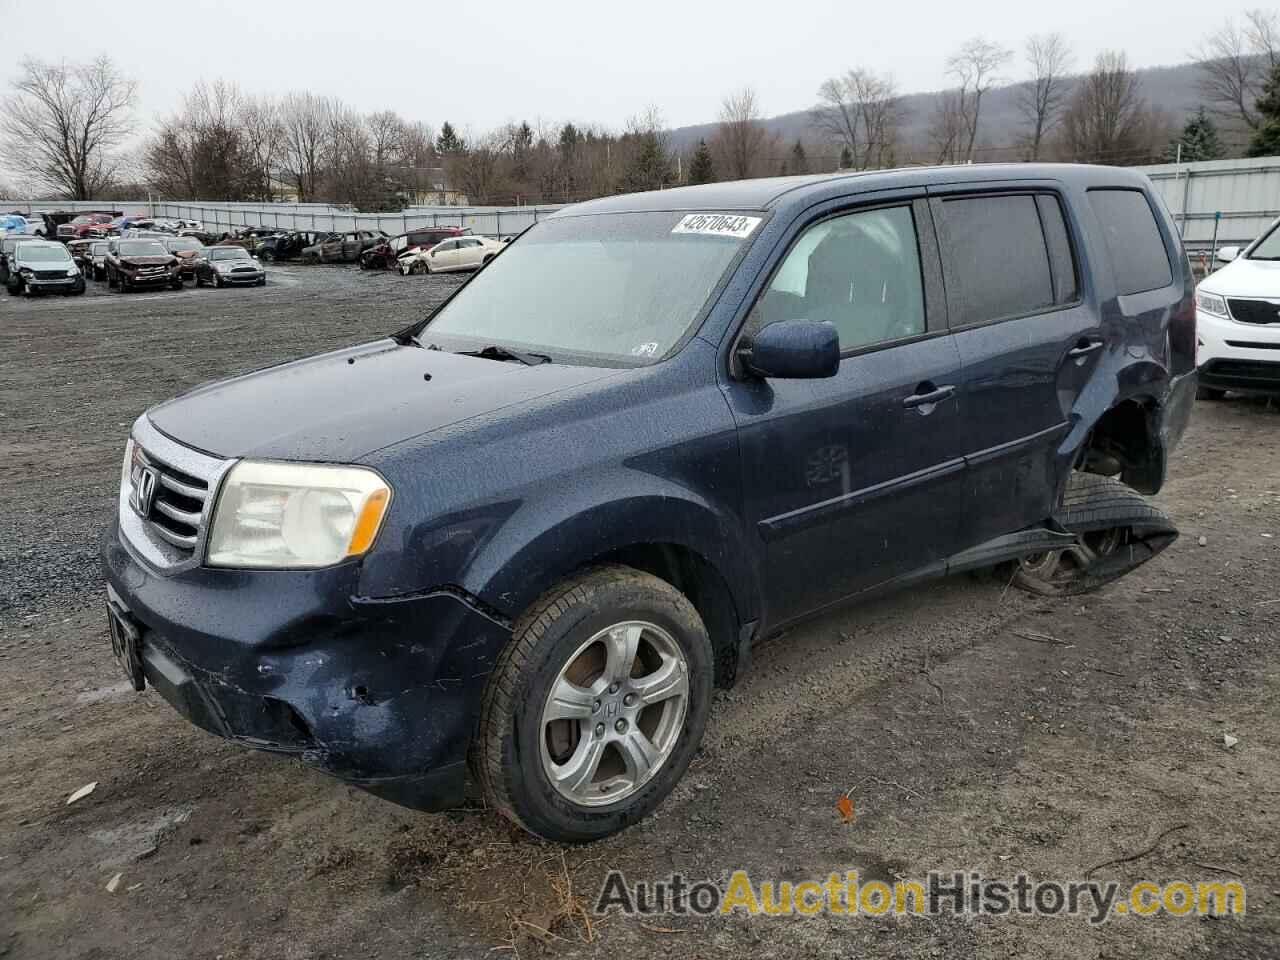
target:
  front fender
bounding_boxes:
[455,474,760,627]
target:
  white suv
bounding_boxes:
[1195,222,1280,399]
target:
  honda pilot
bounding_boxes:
[101,165,1196,842]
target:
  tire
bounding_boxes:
[6,279,19,296]
[71,278,85,296]
[213,274,223,288]
[258,250,273,263]
[410,260,428,275]
[107,271,116,289]
[256,276,266,286]
[118,276,129,293]
[1197,386,1226,401]
[1004,473,1177,597]
[472,565,713,843]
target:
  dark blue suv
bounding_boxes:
[102,164,1196,842]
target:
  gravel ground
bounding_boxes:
[1,265,1279,960]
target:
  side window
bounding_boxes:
[1087,188,1173,295]
[750,205,926,352]
[1035,195,1079,304]
[436,240,457,253]
[938,195,1054,326]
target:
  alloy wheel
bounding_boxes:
[539,620,689,807]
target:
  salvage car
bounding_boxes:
[359,227,467,270]
[0,235,44,285]
[300,229,388,264]
[102,165,1195,843]
[193,245,266,287]
[398,235,505,274]
[163,236,206,280]
[87,239,111,280]
[1193,221,1280,398]
[106,239,184,292]
[67,238,96,276]
[6,240,85,296]
[255,231,316,262]
[57,212,115,241]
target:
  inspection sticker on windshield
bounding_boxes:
[671,214,761,239]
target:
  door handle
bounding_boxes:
[902,383,956,410]
[1068,338,1103,359]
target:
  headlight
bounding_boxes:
[207,461,391,569]
[1196,289,1228,317]
[19,267,32,277]
[66,267,78,277]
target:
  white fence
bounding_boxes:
[1138,156,1280,249]
[3,198,565,237]
[11,155,1280,248]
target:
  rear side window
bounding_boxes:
[1087,189,1172,295]
[937,195,1055,326]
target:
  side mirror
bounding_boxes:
[1215,245,1240,262]
[737,319,840,379]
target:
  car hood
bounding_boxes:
[1202,257,1280,298]
[146,339,619,461]
[120,256,174,266]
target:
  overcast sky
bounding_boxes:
[0,0,1256,135]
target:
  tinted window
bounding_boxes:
[751,205,926,351]
[1036,195,1078,304]
[939,195,1053,326]
[1087,189,1172,295]
[118,241,167,257]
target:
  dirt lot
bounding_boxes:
[1,265,1278,960]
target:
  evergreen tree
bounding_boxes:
[1247,63,1280,157]
[688,139,715,184]
[621,131,674,192]
[838,145,854,169]
[1166,108,1224,162]
[790,139,809,175]
[436,122,463,155]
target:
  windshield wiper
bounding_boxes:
[459,344,552,366]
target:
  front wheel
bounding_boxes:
[472,566,713,843]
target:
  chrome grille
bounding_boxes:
[119,416,232,571]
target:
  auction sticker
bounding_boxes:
[671,214,762,239]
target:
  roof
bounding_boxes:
[552,163,1154,218]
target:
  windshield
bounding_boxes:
[209,247,249,261]
[165,238,203,252]
[91,241,109,255]
[1248,220,1280,260]
[21,245,73,263]
[119,241,168,257]
[420,211,758,364]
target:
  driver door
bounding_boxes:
[725,197,970,629]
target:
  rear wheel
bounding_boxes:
[1197,386,1226,401]
[472,566,713,843]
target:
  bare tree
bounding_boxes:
[278,93,333,201]
[928,91,967,164]
[238,96,283,201]
[812,68,903,170]
[1018,33,1074,159]
[711,87,769,180]
[145,81,252,200]
[947,37,1013,162]
[0,56,136,199]
[1194,9,1280,130]
[1060,51,1156,164]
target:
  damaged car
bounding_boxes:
[300,230,389,264]
[102,165,1195,843]
[358,227,467,270]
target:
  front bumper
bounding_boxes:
[25,276,81,290]
[1196,308,1280,394]
[123,271,179,287]
[101,519,511,811]
[215,269,265,284]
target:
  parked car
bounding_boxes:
[88,240,111,280]
[193,245,266,287]
[102,165,1195,842]
[300,230,388,264]
[67,238,96,275]
[106,239,184,292]
[1194,224,1280,398]
[255,231,317,262]
[162,236,206,280]
[1,214,45,237]
[398,235,505,274]
[0,235,45,285]
[57,212,115,241]
[5,240,85,296]
[359,227,467,270]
